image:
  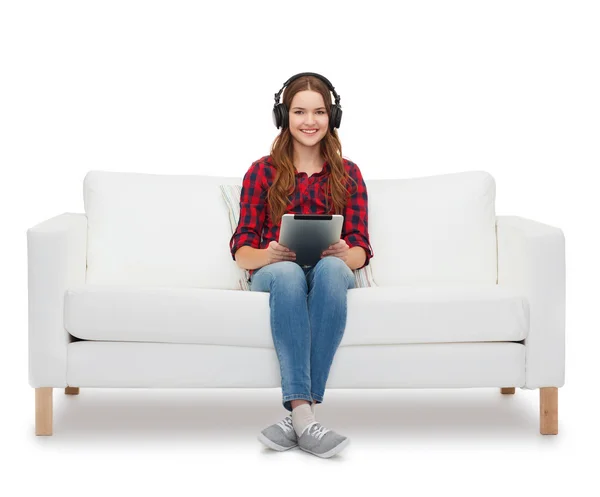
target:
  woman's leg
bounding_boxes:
[250,261,313,412]
[306,256,356,406]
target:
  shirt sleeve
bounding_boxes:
[342,162,374,269]
[229,163,267,261]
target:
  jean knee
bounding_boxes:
[316,256,355,288]
[265,261,306,281]
[253,261,307,291]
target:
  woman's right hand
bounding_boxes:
[265,240,296,264]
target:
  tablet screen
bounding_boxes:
[278,214,344,267]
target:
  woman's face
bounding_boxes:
[288,90,329,149]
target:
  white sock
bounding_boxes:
[288,402,316,417]
[292,403,316,437]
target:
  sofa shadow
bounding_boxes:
[37,387,552,446]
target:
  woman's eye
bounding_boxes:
[294,111,325,114]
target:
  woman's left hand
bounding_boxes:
[321,239,350,262]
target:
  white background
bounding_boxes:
[2,0,598,495]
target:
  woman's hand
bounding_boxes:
[266,240,296,265]
[321,239,350,263]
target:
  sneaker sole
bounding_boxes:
[298,438,350,458]
[257,432,298,451]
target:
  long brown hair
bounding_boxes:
[267,75,358,226]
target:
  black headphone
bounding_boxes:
[272,72,342,132]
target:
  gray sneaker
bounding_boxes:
[297,422,350,458]
[257,415,298,451]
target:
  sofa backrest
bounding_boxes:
[84,171,246,289]
[365,171,497,286]
[83,169,497,290]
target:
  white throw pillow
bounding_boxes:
[220,184,377,290]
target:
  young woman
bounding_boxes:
[229,72,373,458]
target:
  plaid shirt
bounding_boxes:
[229,155,374,281]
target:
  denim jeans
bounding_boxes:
[250,256,356,412]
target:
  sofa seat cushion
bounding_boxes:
[64,284,528,348]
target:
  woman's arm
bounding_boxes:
[229,162,267,264]
[346,246,367,271]
[234,246,270,271]
[342,161,374,270]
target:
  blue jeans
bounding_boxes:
[250,256,356,412]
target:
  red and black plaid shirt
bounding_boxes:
[229,155,374,281]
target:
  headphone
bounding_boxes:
[272,72,342,132]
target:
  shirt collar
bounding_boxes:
[295,161,329,177]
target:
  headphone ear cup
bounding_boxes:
[330,105,342,130]
[273,103,289,129]
[272,104,284,129]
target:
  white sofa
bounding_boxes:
[27,169,565,436]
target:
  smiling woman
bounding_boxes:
[229,72,373,458]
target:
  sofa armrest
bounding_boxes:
[496,215,565,389]
[27,213,87,387]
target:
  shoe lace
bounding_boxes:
[307,422,330,440]
[277,416,294,433]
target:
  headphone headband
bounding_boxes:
[273,72,341,106]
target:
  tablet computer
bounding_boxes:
[278,214,344,268]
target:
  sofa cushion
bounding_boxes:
[83,171,245,290]
[64,283,528,348]
[365,171,497,287]
[219,184,377,290]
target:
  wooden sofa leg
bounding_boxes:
[65,387,79,395]
[540,387,558,435]
[500,387,515,394]
[35,387,53,436]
